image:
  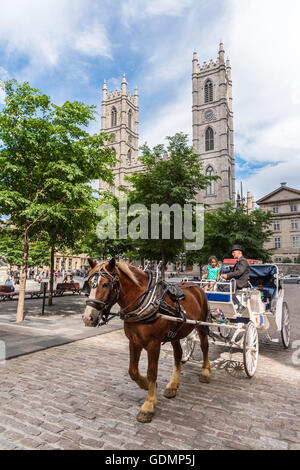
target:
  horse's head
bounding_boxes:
[82,258,120,327]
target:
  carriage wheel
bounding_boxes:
[243,321,259,378]
[281,302,290,349]
[181,332,196,363]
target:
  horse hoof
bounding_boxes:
[199,374,210,383]
[164,388,177,399]
[136,411,154,423]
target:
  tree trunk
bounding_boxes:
[48,246,55,306]
[16,230,29,323]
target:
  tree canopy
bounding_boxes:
[0,79,115,321]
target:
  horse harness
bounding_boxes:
[84,268,205,342]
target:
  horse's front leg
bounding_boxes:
[129,341,149,390]
[197,328,211,383]
[164,340,182,399]
[137,341,161,423]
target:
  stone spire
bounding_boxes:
[219,41,225,64]
[102,80,107,100]
[121,73,127,94]
[193,50,198,73]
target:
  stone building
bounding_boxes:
[99,74,141,196]
[257,182,300,262]
[192,42,235,209]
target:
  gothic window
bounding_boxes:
[111,107,117,127]
[128,134,132,145]
[128,109,132,130]
[205,127,214,151]
[127,149,132,165]
[206,166,215,196]
[204,79,213,103]
[228,167,231,199]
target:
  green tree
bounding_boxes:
[0,228,23,269]
[195,202,274,265]
[0,80,115,321]
[79,192,135,261]
[123,133,217,278]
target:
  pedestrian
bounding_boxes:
[5,277,15,292]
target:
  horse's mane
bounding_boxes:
[90,261,141,286]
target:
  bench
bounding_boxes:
[0,285,17,301]
[55,282,81,296]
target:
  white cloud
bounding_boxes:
[75,24,112,58]
[121,0,193,25]
[141,83,192,148]
[0,0,112,71]
[138,0,300,199]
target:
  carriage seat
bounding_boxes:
[205,292,231,302]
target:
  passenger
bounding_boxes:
[202,256,221,292]
[256,279,270,308]
[220,245,250,314]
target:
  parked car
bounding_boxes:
[283,274,300,284]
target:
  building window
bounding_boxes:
[128,135,132,145]
[291,219,299,229]
[275,257,282,262]
[206,166,215,196]
[127,149,132,165]
[273,206,279,214]
[204,79,213,103]
[273,220,280,231]
[128,109,132,130]
[291,204,297,212]
[111,107,117,127]
[274,237,281,249]
[292,236,299,248]
[205,127,214,151]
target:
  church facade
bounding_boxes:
[100,43,235,207]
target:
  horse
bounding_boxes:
[82,258,210,423]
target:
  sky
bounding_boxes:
[0,0,300,201]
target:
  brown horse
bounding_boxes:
[82,258,210,423]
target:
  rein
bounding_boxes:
[85,262,190,329]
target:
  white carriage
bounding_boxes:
[180,264,290,378]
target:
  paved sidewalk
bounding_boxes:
[0,286,299,450]
[0,295,122,359]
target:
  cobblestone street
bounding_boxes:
[0,285,299,450]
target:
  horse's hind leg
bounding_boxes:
[164,340,182,399]
[129,341,148,390]
[197,328,211,383]
[137,340,160,423]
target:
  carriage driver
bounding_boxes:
[220,244,250,314]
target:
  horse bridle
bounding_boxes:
[83,270,120,326]
[83,268,156,326]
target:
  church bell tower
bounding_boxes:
[192,42,235,208]
[100,74,140,196]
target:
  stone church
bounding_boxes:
[100,43,235,208]
[99,74,140,197]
